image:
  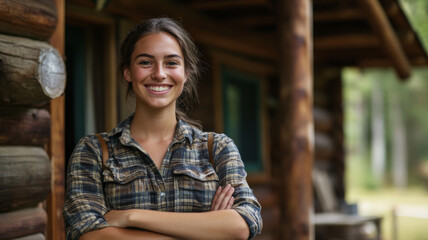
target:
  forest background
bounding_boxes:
[343,0,428,239]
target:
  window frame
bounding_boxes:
[212,52,274,183]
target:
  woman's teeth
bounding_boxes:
[149,86,169,92]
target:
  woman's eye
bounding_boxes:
[139,60,151,66]
[167,61,179,66]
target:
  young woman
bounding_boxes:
[63,17,262,240]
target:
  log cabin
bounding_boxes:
[0,0,427,240]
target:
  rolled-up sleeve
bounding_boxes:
[63,136,109,240]
[213,134,263,239]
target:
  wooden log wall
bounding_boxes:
[0,0,64,239]
[0,147,51,212]
[0,207,47,240]
[313,67,345,209]
[0,106,50,146]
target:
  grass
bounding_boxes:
[347,187,428,240]
[345,153,428,240]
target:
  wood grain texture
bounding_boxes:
[0,106,50,146]
[47,0,65,238]
[277,0,314,239]
[0,0,57,40]
[0,147,51,212]
[0,207,47,240]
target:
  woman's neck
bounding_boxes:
[130,105,177,143]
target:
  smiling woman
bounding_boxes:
[63,17,262,240]
[123,32,186,114]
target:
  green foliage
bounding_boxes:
[344,0,428,189]
[344,67,428,187]
[400,0,428,51]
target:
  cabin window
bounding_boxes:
[221,66,264,173]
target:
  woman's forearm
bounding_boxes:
[79,226,179,240]
[125,209,249,240]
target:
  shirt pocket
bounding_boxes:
[102,164,149,209]
[173,164,219,212]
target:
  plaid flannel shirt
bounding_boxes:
[63,115,262,240]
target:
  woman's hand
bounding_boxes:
[210,184,235,211]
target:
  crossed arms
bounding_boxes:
[79,185,249,240]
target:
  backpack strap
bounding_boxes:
[95,133,109,170]
[207,133,214,167]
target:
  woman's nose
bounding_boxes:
[152,64,167,80]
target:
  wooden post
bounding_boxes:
[277,0,314,239]
[47,0,65,239]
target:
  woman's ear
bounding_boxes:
[184,72,188,83]
[123,68,131,82]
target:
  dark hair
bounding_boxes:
[119,17,202,129]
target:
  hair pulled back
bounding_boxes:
[119,17,202,129]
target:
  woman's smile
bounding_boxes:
[145,84,173,95]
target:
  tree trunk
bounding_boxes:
[0,33,66,106]
[389,88,407,188]
[0,0,57,40]
[0,207,46,240]
[0,106,50,146]
[0,147,51,212]
[371,78,386,185]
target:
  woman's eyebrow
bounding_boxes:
[135,53,154,59]
[134,53,182,60]
[164,54,182,59]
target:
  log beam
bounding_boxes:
[314,132,335,160]
[97,0,278,60]
[357,0,411,79]
[313,107,333,133]
[0,147,51,212]
[277,0,314,239]
[314,34,379,50]
[0,207,47,240]
[0,34,66,105]
[313,8,362,22]
[0,0,57,40]
[0,106,50,146]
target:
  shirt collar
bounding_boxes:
[109,114,195,146]
[174,119,194,145]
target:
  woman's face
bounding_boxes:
[124,32,186,111]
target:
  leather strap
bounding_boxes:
[95,133,108,170]
[207,133,214,166]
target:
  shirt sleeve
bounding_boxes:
[63,135,110,240]
[212,133,263,240]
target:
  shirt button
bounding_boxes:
[160,192,165,197]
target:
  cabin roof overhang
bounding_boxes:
[68,0,428,80]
